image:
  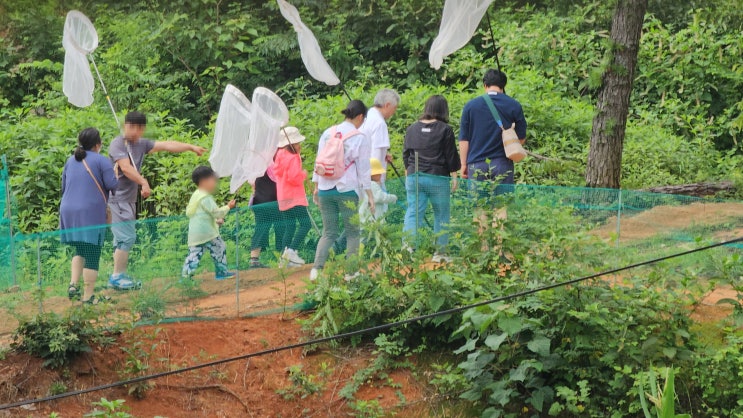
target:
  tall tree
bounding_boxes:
[585,0,648,188]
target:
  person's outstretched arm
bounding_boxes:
[378,190,398,205]
[201,195,235,220]
[116,157,151,198]
[151,141,206,155]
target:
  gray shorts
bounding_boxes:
[109,201,137,251]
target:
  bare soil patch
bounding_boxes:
[594,201,743,241]
[0,315,430,417]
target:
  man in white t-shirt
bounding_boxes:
[361,89,400,185]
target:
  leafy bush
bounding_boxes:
[84,398,134,418]
[685,333,743,416]
[12,310,107,368]
[453,281,696,416]
[305,190,743,416]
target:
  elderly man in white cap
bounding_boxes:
[273,126,312,267]
[361,88,401,187]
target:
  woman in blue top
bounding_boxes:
[60,128,118,304]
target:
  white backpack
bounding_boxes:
[314,126,360,179]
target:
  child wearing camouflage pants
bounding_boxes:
[182,166,236,280]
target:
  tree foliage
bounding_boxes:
[0,0,741,232]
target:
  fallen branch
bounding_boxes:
[644,181,735,197]
[526,150,563,162]
[161,384,251,415]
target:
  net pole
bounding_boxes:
[36,238,43,314]
[338,82,353,101]
[89,55,121,130]
[235,208,240,318]
[3,156,16,285]
[485,9,502,72]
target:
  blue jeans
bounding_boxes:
[403,174,451,251]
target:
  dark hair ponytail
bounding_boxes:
[74,127,102,161]
[340,100,368,120]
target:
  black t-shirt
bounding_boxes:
[403,120,461,176]
[252,172,278,204]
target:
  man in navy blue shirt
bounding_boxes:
[459,69,527,194]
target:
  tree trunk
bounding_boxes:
[585,0,648,189]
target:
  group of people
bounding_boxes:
[58,69,526,301]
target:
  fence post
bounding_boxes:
[414,152,420,245]
[235,208,240,318]
[2,155,16,285]
[615,189,622,249]
[36,237,43,314]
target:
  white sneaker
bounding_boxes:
[309,268,320,281]
[432,254,453,264]
[344,272,361,282]
[282,248,305,265]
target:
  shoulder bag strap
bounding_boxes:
[81,159,108,204]
[125,139,139,173]
[481,94,505,130]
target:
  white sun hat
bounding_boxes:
[278,127,306,148]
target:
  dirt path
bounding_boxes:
[593,201,743,241]
[0,267,313,346]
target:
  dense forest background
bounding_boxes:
[1,0,742,232]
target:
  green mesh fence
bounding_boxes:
[0,175,741,334]
[0,156,14,289]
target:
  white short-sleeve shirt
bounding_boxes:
[361,107,390,168]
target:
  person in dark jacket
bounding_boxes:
[459,69,526,192]
[248,167,285,268]
[402,95,461,261]
[60,128,118,304]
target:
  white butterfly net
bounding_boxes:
[209,85,252,180]
[229,87,289,193]
[277,0,340,86]
[62,11,99,107]
[429,0,494,69]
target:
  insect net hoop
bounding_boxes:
[64,11,99,55]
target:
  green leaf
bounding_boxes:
[454,338,477,354]
[482,407,502,418]
[488,384,514,407]
[529,386,553,412]
[498,316,523,336]
[527,335,551,356]
[660,368,676,418]
[484,333,508,351]
[661,347,677,359]
[428,295,445,311]
[510,360,540,382]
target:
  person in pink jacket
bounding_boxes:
[273,127,312,267]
